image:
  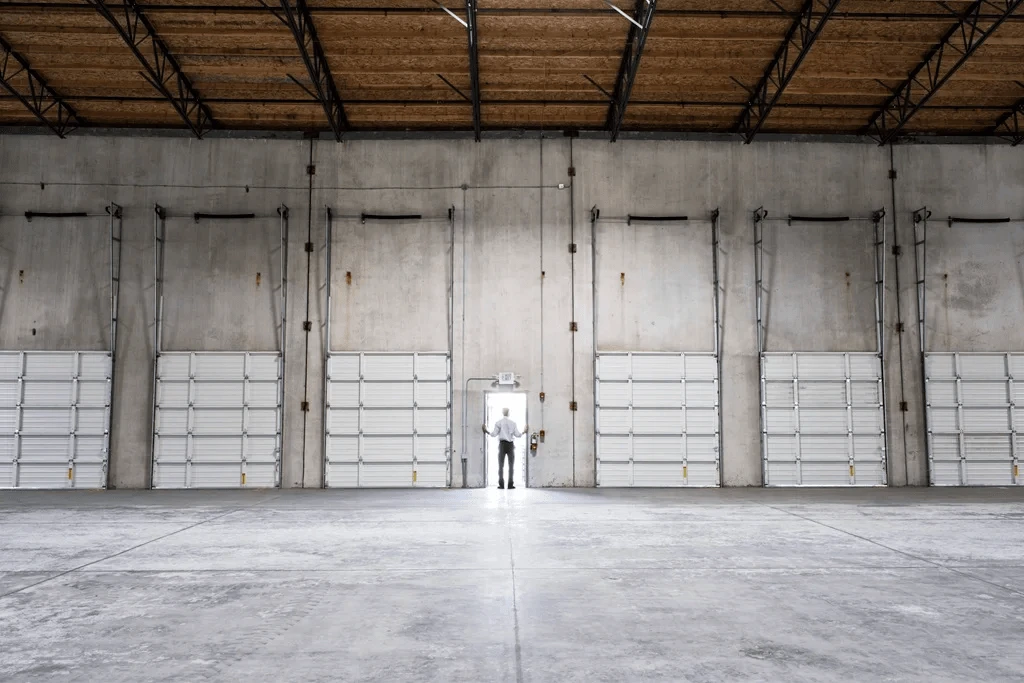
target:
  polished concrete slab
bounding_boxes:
[2,488,1024,682]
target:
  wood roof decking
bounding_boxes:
[0,0,1020,139]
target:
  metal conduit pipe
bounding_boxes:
[461,376,497,488]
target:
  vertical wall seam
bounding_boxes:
[888,143,910,486]
[568,137,576,486]
[299,138,315,487]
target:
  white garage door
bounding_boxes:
[153,352,282,488]
[925,353,1023,486]
[325,352,450,487]
[0,352,112,489]
[596,352,720,486]
[762,352,886,486]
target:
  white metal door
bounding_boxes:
[325,352,451,487]
[596,352,719,486]
[0,352,112,489]
[153,352,282,488]
[925,352,1023,486]
[762,352,886,486]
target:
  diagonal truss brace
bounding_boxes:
[993,97,1024,146]
[465,0,482,141]
[737,0,841,143]
[607,0,657,142]
[278,0,348,141]
[87,0,214,138]
[866,0,1024,145]
[0,35,81,137]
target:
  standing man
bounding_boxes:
[483,408,527,489]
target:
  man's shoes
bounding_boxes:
[507,484,516,490]
[498,483,504,489]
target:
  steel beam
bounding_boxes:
[993,98,1024,146]
[736,0,841,143]
[866,0,1024,145]
[86,0,214,138]
[0,35,80,137]
[278,0,348,141]
[465,0,482,141]
[606,0,657,142]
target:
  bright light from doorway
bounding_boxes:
[485,391,527,488]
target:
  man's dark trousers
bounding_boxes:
[498,439,515,487]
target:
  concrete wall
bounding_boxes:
[0,133,1020,488]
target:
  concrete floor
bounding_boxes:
[2,489,1024,683]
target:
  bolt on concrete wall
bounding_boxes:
[0,133,1021,488]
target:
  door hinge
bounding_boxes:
[307,164,316,176]
[569,401,577,411]
[899,401,908,412]
[569,321,578,332]
[892,245,902,257]
[568,166,576,177]
[888,169,897,180]
[302,321,312,331]
[305,241,314,253]
[568,243,577,253]
[301,401,310,412]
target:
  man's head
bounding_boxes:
[502,408,510,417]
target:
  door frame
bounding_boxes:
[483,389,530,488]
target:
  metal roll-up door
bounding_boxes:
[592,209,723,487]
[0,207,122,489]
[596,352,719,486]
[755,209,888,487]
[151,206,288,489]
[326,352,451,487]
[914,212,1024,486]
[323,209,455,488]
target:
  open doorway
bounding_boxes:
[484,391,528,488]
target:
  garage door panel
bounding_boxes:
[763,355,796,380]
[0,382,17,407]
[23,353,76,379]
[362,382,413,406]
[76,409,108,435]
[16,463,70,488]
[22,382,73,406]
[761,352,886,486]
[0,355,21,379]
[632,382,682,407]
[325,352,451,488]
[193,382,244,407]
[0,409,16,432]
[19,436,70,461]
[152,352,282,489]
[597,381,630,407]
[595,351,720,487]
[78,382,110,407]
[924,352,1021,486]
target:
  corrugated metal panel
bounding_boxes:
[76,409,108,435]
[686,409,718,435]
[23,353,76,379]
[763,355,795,380]
[21,409,72,435]
[852,409,883,434]
[597,408,631,434]
[596,354,630,381]
[415,355,448,381]
[925,353,956,379]
[963,461,1014,486]
[362,436,414,462]
[78,382,109,407]
[632,435,683,461]
[684,355,718,381]
[190,463,242,488]
[362,382,414,407]
[362,354,414,381]
[597,461,631,486]
[799,436,850,461]
[765,408,796,434]
[930,408,959,433]
[764,381,794,405]
[633,462,685,486]
[0,409,16,433]
[632,354,683,381]
[800,408,847,434]
[632,408,682,434]
[931,460,962,486]
[963,434,1012,460]
[632,382,682,408]
[848,355,881,380]
[79,354,112,380]
[799,383,847,407]
[597,435,630,461]
[597,382,629,407]
[930,435,960,461]
[17,463,70,488]
[19,436,70,461]
[961,408,1009,432]
[362,409,413,434]
[685,382,717,407]
[0,382,18,407]
[796,354,847,379]
[765,461,798,486]
[961,381,1010,405]
[1010,354,1024,379]
[927,381,957,405]
[686,436,718,462]
[801,462,854,486]
[851,382,880,406]
[194,354,244,380]
[72,463,105,489]
[0,354,22,380]
[22,382,73,406]
[153,352,283,489]
[959,354,1007,379]
[325,352,451,488]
